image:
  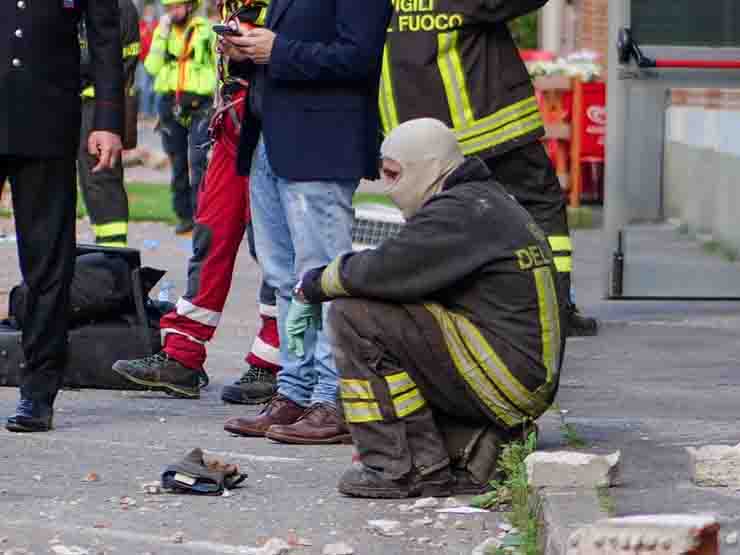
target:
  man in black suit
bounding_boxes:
[1,0,124,433]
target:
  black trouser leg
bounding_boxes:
[78,100,129,246]
[2,156,76,399]
[159,96,193,223]
[329,298,490,480]
[485,142,573,319]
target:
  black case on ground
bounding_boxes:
[0,244,164,390]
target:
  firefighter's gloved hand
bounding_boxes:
[158,14,172,37]
[286,297,322,358]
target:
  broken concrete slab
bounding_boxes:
[687,443,740,487]
[525,451,620,489]
[566,514,720,555]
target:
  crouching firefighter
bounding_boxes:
[289,119,565,498]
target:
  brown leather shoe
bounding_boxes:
[266,403,352,445]
[224,394,304,437]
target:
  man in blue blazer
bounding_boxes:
[221,0,393,443]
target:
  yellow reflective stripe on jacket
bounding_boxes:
[533,267,561,383]
[344,401,383,424]
[123,41,141,58]
[454,96,540,143]
[384,371,416,397]
[436,31,474,129]
[451,312,550,417]
[81,85,95,98]
[379,45,400,135]
[392,387,426,418]
[553,256,572,273]
[340,379,375,401]
[424,303,524,427]
[548,236,572,253]
[320,256,349,298]
[459,111,544,156]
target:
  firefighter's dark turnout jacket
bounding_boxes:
[380,0,548,160]
[304,159,564,430]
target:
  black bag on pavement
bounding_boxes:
[0,244,172,390]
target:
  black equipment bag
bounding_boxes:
[0,244,174,390]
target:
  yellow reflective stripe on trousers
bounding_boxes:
[459,111,544,156]
[451,313,549,417]
[344,401,383,424]
[437,31,474,130]
[455,96,540,143]
[320,256,349,298]
[392,387,426,418]
[92,221,128,239]
[379,45,400,135]
[548,236,572,253]
[384,371,416,397]
[533,267,562,383]
[424,303,524,427]
[97,241,127,248]
[554,256,572,273]
[340,379,375,401]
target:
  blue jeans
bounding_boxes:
[250,138,357,407]
[136,65,157,118]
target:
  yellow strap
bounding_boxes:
[548,236,572,252]
[96,241,127,248]
[533,267,561,383]
[424,303,524,427]
[344,401,383,424]
[92,221,128,239]
[459,111,544,156]
[379,45,400,135]
[554,256,572,273]
[392,387,426,418]
[384,371,416,397]
[436,31,474,130]
[320,256,349,298]
[340,379,375,401]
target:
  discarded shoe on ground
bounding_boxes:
[161,448,247,495]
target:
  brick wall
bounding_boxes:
[575,0,609,65]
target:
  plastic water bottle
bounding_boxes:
[158,280,175,303]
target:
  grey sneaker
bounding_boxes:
[221,365,277,405]
[112,351,200,399]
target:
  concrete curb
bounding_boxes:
[536,488,611,555]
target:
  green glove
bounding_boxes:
[286,297,323,358]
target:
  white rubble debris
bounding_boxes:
[322,542,355,555]
[687,443,740,487]
[525,450,620,488]
[472,538,503,555]
[442,497,462,508]
[51,547,89,555]
[410,517,434,527]
[242,538,293,555]
[411,497,440,509]
[367,519,404,536]
[726,531,738,545]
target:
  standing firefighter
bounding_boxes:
[1,0,123,432]
[78,0,140,247]
[145,0,217,235]
[290,119,563,497]
[379,0,597,336]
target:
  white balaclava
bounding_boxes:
[380,118,465,220]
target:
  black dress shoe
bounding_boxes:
[567,306,599,337]
[6,397,54,433]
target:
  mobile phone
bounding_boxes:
[213,23,242,37]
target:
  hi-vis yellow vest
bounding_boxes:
[144,17,217,97]
[379,0,545,159]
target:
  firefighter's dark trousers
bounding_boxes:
[485,142,573,312]
[329,298,497,481]
[78,100,129,247]
[0,156,76,400]
[158,94,211,223]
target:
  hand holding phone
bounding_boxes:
[213,23,242,37]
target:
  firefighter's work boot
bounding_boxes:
[338,465,453,499]
[112,351,200,399]
[567,305,599,337]
[221,365,277,405]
